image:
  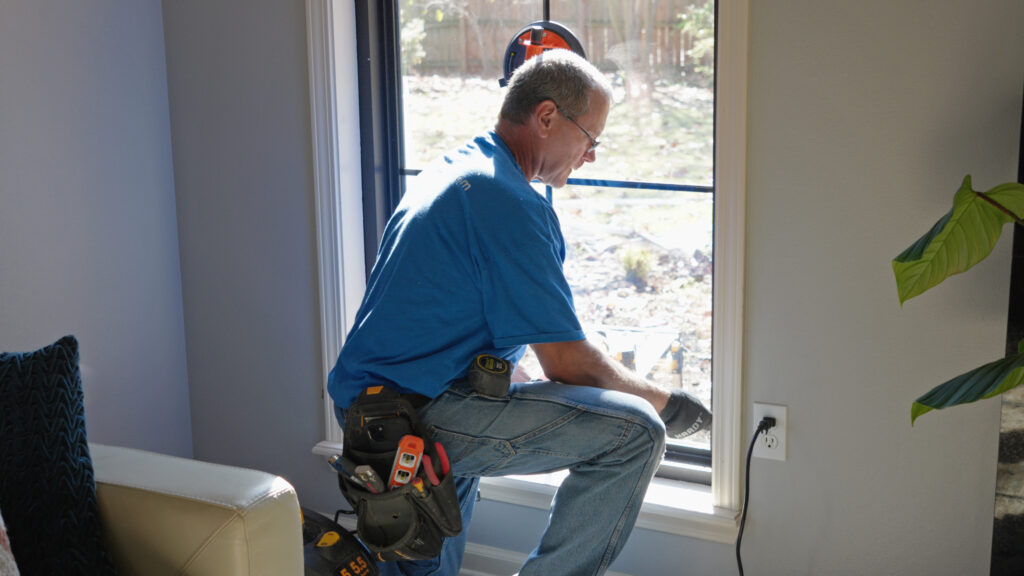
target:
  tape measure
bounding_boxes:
[467,354,512,398]
[500,20,587,87]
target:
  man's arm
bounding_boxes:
[531,339,670,413]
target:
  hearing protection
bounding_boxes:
[500,20,587,87]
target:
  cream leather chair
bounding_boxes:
[90,443,304,576]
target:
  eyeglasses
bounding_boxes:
[554,104,601,154]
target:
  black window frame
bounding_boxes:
[355,0,406,273]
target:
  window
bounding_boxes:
[307,0,747,541]
[398,0,715,474]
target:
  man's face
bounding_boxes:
[537,90,610,188]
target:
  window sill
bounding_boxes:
[479,474,738,544]
[315,441,739,544]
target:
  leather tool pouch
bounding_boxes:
[338,387,462,562]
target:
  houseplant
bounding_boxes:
[892,175,1024,423]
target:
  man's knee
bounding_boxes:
[645,413,668,458]
[610,396,667,458]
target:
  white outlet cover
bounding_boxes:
[752,402,788,461]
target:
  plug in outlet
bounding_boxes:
[753,402,787,461]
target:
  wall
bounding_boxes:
[0,0,192,457]
[738,1,1022,573]
[160,1,1024,575]
[160,0,338,506]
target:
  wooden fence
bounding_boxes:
[406,0,712,77]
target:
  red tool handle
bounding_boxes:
[421,455,440,486]
[420,442,451,486]
[435,441,451,475]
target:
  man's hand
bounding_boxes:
[660,388,712,439]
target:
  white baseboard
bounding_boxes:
[459,542,523,575]
[328,512,630,576]
[460,542,632,576]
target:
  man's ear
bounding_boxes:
[533,99,558,139]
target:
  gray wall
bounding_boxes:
[161,0,336,506]
[0,0,192,458]
[738,2,1020,574]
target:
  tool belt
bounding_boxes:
[334,386,462,563]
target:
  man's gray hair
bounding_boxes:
[499,49,613,125]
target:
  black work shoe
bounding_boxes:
[660,389,712,439]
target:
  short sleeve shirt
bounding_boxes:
[327,132,585,408]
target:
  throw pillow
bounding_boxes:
[0,336,117,575]
[0,508,20,576]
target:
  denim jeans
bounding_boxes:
[338,378,666,576]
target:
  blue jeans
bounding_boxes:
[338,379,666,576]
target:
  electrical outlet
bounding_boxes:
[753,402,787,461]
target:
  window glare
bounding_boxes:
[400,0,714,186]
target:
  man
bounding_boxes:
[329,49,710,576]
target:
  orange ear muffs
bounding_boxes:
[499,20,587,87]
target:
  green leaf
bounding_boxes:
[892,175,1014,305]
[983,182,1024,220]
[911,352,1024,424]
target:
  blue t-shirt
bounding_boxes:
[328,132,585,409]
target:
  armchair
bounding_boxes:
[91,443,304,576]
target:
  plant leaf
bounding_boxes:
[892,175,1013,305]
[911,352,1024,424]
[982,182,1024,220]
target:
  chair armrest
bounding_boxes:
[90,443,303,576]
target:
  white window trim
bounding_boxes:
[306,0,366,449]
[711,0,749,520]
[306,0,748,543]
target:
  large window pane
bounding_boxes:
[398,0,715,454]
[555,184,713,449]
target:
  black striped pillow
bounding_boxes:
[0,336,117,575]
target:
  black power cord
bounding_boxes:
[736,416,777,576]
